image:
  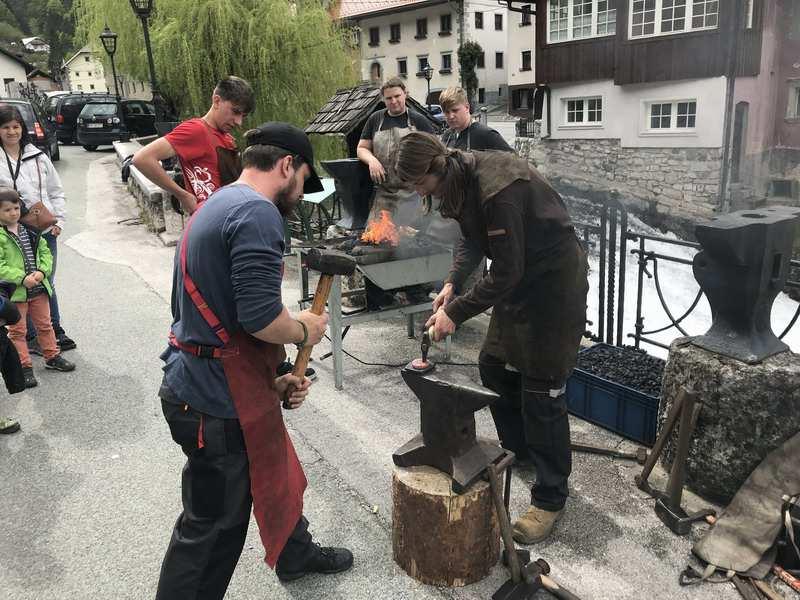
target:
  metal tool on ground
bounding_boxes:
[489,455,582,600]
[287,249,356,407]
[571,442,648,464]
[752,579,785,600]
[635,387,715,534]
[393,365,505,492]
[773,565,800,593]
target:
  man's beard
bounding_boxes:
[273,182,299,218]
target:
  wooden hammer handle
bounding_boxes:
[541,575,583,600]
[292,274,333,380]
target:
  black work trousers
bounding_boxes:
[479,352,572,512]
[156,399,316,600]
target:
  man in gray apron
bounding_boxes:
[357,77,436,227]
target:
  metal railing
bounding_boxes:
[515,119,537,138]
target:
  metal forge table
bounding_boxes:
[295,244,453,389]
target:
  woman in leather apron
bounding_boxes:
[395,131,589,546]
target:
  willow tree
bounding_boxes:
[73,0,358,156]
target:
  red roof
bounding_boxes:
[334,0,440,20]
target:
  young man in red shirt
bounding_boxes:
[133,76,255,214]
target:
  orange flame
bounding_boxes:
[361,210,400,246]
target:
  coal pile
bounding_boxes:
[577,345,665,397]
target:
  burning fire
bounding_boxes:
[361,210,400,246]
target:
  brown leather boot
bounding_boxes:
[512,506,563,544]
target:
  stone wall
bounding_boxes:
[516,130,723,234]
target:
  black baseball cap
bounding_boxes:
[244,122,323,193]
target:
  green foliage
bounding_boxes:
[74,0,358,160]
[457,41,482,107]
[0,22,23,43]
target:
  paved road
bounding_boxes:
[0,146,744,600]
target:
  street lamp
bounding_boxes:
[422,64,434,110]
[129,0,166,121]
[99,25,120,99]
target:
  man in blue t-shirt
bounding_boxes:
[156,123,354,598]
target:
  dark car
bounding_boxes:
[51,92,115,144]
[76,98,158,150]
[0,98,59,161]
[428,104,446,124]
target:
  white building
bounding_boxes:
[338,0,510,107]
[62,46,108,93]
[21,37,50,53]
[505,3,535,116]
[0,48,31,96]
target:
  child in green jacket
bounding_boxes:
[0,188,74,388]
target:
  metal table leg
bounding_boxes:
[330,274,344,390]
[406,313,415,338]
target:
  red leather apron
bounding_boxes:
[169,214,307,567]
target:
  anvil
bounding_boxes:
[393,364,505,493]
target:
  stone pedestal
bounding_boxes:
[659,339,800,504]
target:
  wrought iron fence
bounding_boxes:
[515,119,537,138]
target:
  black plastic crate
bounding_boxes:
[565,344,662,446]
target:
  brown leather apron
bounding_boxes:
[169,213,307,568]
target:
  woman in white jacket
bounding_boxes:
[0,104,75,352]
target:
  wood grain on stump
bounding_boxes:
[392,465,500,587]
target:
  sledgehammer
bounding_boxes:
[285,249,356,408]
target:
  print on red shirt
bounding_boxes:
[165,118,236,202]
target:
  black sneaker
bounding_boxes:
[276,361,317,382]
[45,355,75,372]
[275,544,354,582]
[56,333,77,351]
[0,417,20,434]
[23,366,37,388]
[27,338,43,357]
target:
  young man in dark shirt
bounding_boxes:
[395,132,588,547]
[439,86,513,152]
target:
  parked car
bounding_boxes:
[0,98,59,161]
[76,98,157,150]
[50,92,115,144]
[427,104,446,124]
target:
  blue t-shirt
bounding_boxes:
[160,183,286,418]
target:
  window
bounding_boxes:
[90,84,95,90]
[647,100,697,130]
[369,27,380,46]
[499,86,503,97]
[496,52,504,68]
[745,0,754,28]
[477,52,485,68]
[84,56,90,62]
[521,50,532,71]
[549,0,616,42]
[441,53,452,72]
[418,56,429,75]
[495,14,503,30]
[75,71,80,77]
[565,97,603,124]
[398,58,408,77]
[440,14,452,34]
[77,84,83,90]
[475,12,484,29]
[390,23,401,42]
[88,71,92,77]
[478,88,485,103]
[416,18,428,38]
[787,82,800,119]
[513,88,535,110]
[631,0,718,38]
[521,4,533,25]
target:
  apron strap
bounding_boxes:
[176,213,231,345]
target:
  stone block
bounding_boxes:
[660,340,800,504]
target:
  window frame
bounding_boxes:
[521,50,532,71]
[547,0,617,44]
[641,98,699,134]
[787,81,800,120]
[390,23,401,43]
[475,11,484,29]
[416,18,428,39]
[398,58,408,77]
[417,55,430,76]
[368,26,380,46]
[440,52,453,73]
[496,51,504,69]
[560,95,604,127]
[521,4,533,25]
[477,52,485,69]
[495,13,504,30]
[629,0,719,40]
[440,13,452,35]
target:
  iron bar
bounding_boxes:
[598,208,607,343]
[629,233,701,249]
[616,208,629,346]
[779,304,800,339]
[631,250,695,267]
[652,259,692,337]
[640,289,704,336]
[606,206,618,345]
[634,235,647,349]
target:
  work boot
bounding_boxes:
[27,337,43,357]
[45,355,75,372]
[512,506,563,544]
[275,543,354,582]
[22,366,37,388]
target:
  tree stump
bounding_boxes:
[392,465,500,587]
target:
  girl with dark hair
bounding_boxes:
[0,104,75,354]
[396,131,589,545]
